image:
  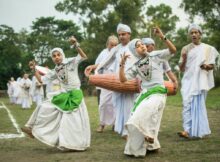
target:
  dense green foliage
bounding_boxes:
[0,0,219,89]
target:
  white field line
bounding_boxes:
[0,102,25,139]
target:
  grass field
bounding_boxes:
[0,88,220,162]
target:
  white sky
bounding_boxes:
[0,0,190,32]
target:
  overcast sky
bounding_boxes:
[0,0,190,32]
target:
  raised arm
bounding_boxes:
[29,60,42,83]
[119,53,130,83]
[69,36,88,59]
[153,27,177,54]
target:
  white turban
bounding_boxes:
[50,47,65,59]
[142,38,155,45]
[117,23,131,33]
[188,24,202,34]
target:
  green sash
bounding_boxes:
[132,86,167,112]
[52,89,83,112]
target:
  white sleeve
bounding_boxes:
[163,61,171,72]
[155,49,173,61]
[41,70,57,84]
[209,47,219,64]
[95,49,105,64]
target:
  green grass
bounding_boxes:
[0,88,220,162]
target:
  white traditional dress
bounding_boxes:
[15,77,23,105]
[95,48,116,126]
[31,76,44,106]
[25,53,90,151]
[98,43,138,136]
[146,49,173,151]
[20,78,32,109]
[179,43,219,138]
[7,81,13,103]
[123,39,173,157]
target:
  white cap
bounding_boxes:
[142,38,155,45]
[117,23,131,33]
[188,24,202,34]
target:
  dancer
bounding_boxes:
[21,36,90,151]
[120,35,175,157]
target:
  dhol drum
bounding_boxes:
[88,74,141,93]
[88,74,176,95]
[164,80,177,96]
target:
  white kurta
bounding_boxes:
[179,43,219,137]
[25,54,91,150]
[31,76,44,106]
[96,44,139,136]
[20,78,32,109]
[96,48,116,126]
[7,82,13,103]
[110,44,138,136]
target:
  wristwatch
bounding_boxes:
[163,36,167,41]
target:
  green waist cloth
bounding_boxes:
[51,89,83,112]
[132,86,167,112]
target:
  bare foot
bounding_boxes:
[145,136,154,144]
[177,131,189,138]
[21,127,34,138]
[96,125,104,133]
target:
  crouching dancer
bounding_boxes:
[21,36,90,151]
[119,37,176,157]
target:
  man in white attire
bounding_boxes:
[85,35,119,132]
[178,24,219,138]
[20,73,32,109]
[31,76,44,106]
[21,36,90,151]
[97,23,139,139]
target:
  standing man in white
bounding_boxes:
[178,24,219,138]
[85,35,119,132]
[20,74,32,109]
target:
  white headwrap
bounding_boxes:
[142,38,155,45]
[128,38,142,59]
[117,23,131,33]
[188,24,202,34]
[50,47,66,64]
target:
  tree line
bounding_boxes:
[0,0,219,90]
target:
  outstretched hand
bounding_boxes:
[69,36,77,45]
[120,52,130,65]
[153,26,165,39]
[29,60,36,70]
[84,65,96,77]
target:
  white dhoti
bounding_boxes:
[113,92,136,136]
[99,88,115,126]
[25,95,90,150]
[124,94,166,157]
